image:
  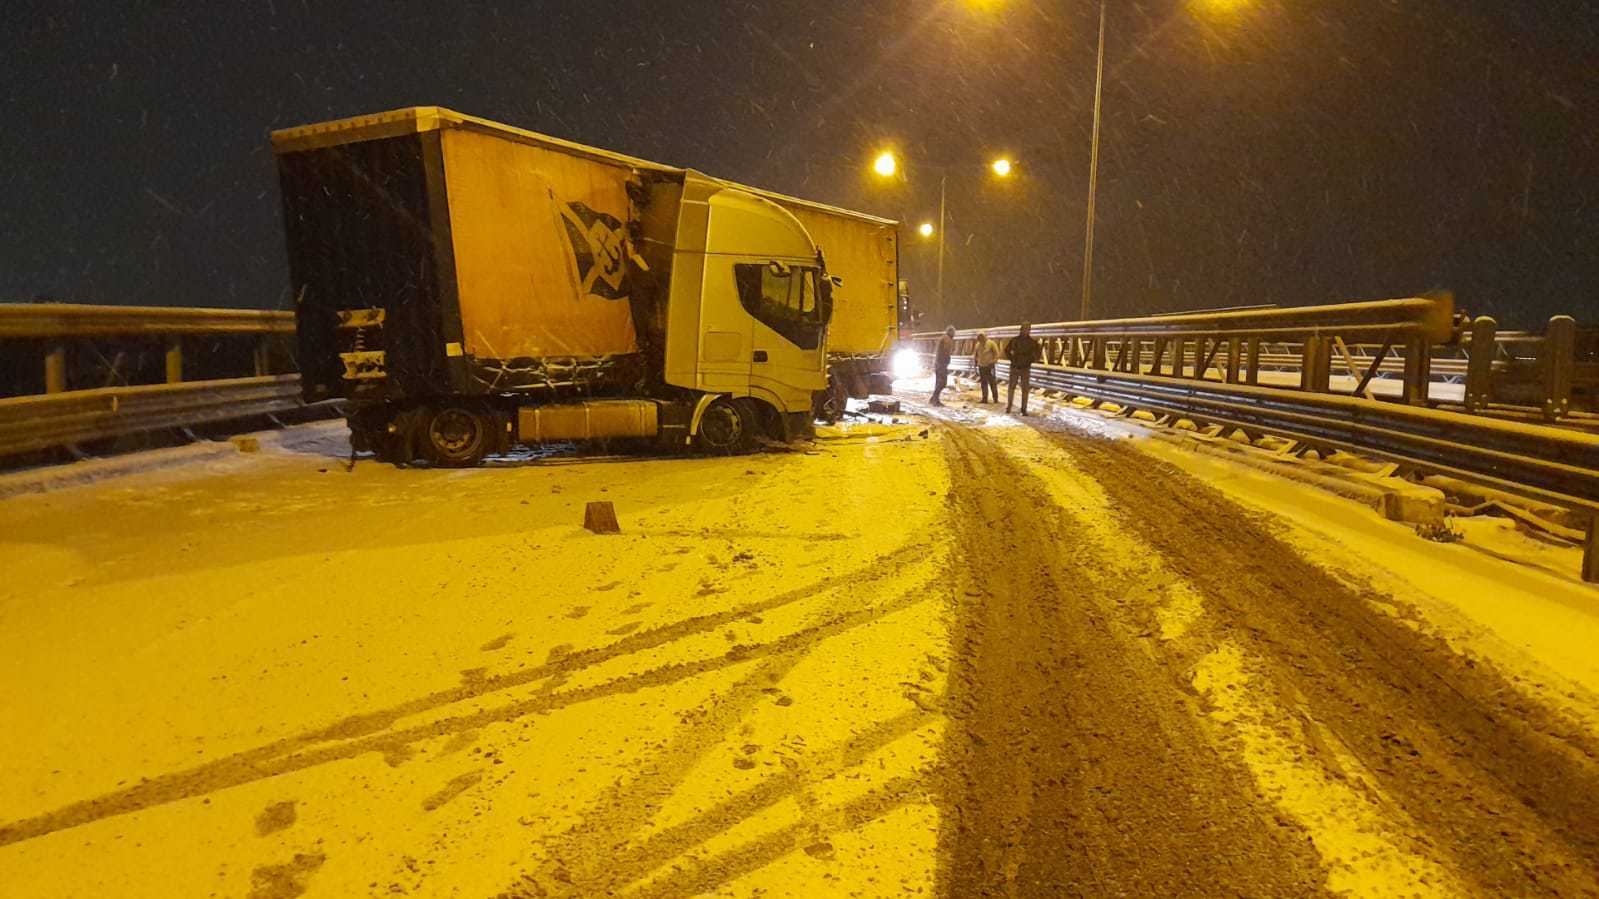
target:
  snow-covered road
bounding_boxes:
[3,385,1599,897]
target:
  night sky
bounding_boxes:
[4,1,1596,329]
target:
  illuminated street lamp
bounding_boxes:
[871,154,1013,323]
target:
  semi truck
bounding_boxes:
[271,107,899,465]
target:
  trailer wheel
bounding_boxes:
[696,398,755,455]
[423,404,493,467]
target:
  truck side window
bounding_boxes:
[734,262,824,349]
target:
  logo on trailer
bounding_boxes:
[558,201,629,301]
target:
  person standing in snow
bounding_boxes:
[973,330,1001,404]
[931,326,957,407]
[1005,322,1042,416]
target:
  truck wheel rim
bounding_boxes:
[700,404,743,449]
[430,409,483,457]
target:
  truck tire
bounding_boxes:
[423,404,494,467]
[695,398,755,455]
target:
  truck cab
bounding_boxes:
[662,174,831,435]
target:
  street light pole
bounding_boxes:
[1080,0,1106,322]
[937,174,947,322]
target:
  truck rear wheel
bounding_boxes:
[423,404,494,467]
[696,398,755,455]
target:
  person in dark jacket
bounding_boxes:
[931,326,956,407]
[1005,322,1041,415]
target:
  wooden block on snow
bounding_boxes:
[584,501,620,534]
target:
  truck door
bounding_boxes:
[744,262,829,408]
[695,250,755,392]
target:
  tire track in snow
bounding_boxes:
[935,422,1329,897]
[1029,413,1599,896]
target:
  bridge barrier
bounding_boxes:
[923,298,1598,424]
[915,297,1599,582]
[0,303,308,459]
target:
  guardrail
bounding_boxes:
[0,303,293,338]
[0,302,308,459]
[928,300,1598,424]
[0,376,305,457]
[1238,319,1598,424]
[915,297,1599,582]
[935,296,1457,406]
[1,303,293,396]
[1463,316,1598,419]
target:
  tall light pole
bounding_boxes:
[1081,0,1106,323]
[936,174,947,319]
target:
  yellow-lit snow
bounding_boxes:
[4,386,1599,897]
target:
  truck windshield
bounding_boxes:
[734,262,826,349]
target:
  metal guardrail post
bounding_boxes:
[1300,337,1331,392]
[1196,338,1220,380]
[164,337,184,384]
[1544,315,1576,420]
[1464,317,1497,412]
[253,338,271,376]
[44,345,68,394]
[1403,338,1432,405]
[1225,337,1242,383]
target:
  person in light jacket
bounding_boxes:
[973,330,1001,404]
[1005,322,1042,416]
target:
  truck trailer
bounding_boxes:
[271,107,898,465]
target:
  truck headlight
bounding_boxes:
[892,348,924,380]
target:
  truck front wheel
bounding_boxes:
[423,404,494,467]
[696,398,755,455]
